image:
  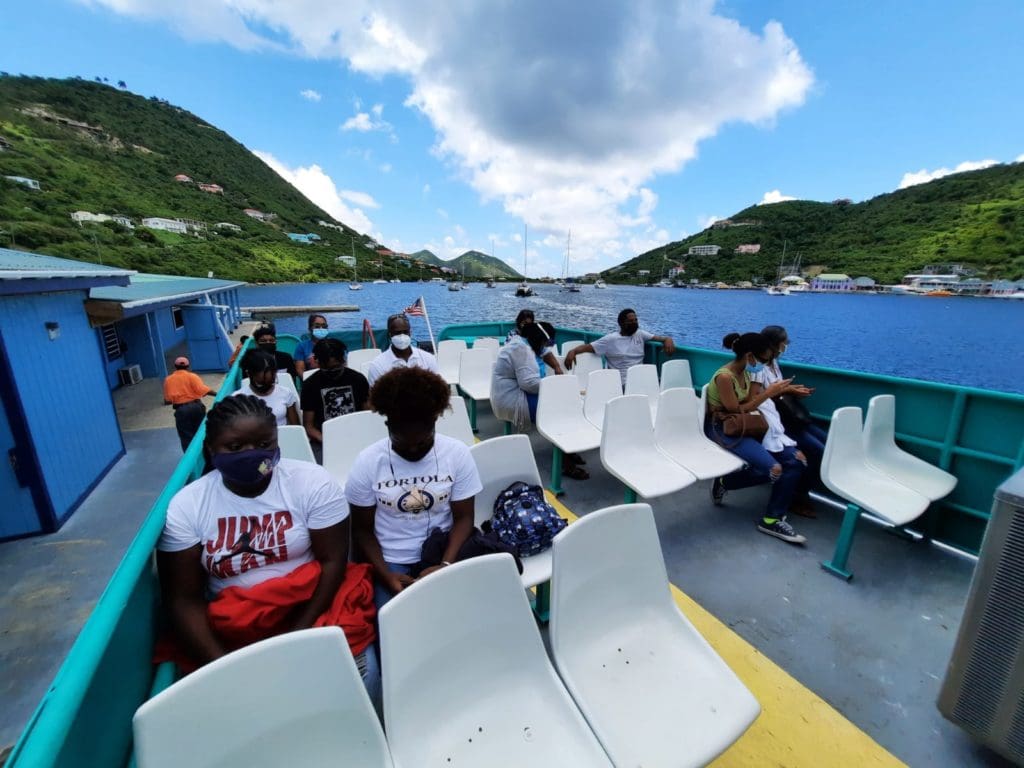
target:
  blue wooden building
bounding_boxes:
[0,249,134,540]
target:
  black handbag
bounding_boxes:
[775,393,812,433]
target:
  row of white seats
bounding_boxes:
[297,347,384,381]
[133,503,760,768]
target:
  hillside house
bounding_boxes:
[336,255,356,267]
[173,174,193,183]
[5,176,41,190]
[286,233,321,244]
[688,244,721,256]
[735,244,761,254]
[71,211,112,225]
[668,266,685,278]
[111,215,134,229]
[0,136,12,151]
[243,208,274,221]
[318,220,345,232]
[197,183,223,194]
[215,222,241,232]
[175,218,207,232]
[141,217,188,235]
[810,274,854,291]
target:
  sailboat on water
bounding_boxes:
[560,230,581,292]
[516,224,534,297]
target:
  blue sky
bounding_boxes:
[3,0,1022,277]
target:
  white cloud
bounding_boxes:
[340,105,395,139]
[899,159,999,189]
[379,162,392,173]
[759,189,795,204]
[1016,154,1024,163]
[697,213,722,229]
[436,208,448,219]
[299,88,322,102]
[93,0,814,267]
[338,189,379,208]
[254,150,375,234]
[422,183,431,195]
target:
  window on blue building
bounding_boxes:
[172,306,184,330]
[100,324,124,361]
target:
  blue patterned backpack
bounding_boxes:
[489,481,568,557]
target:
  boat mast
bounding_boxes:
[523,224,528,281]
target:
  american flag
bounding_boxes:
[404,297,425,317]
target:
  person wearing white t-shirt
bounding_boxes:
[157,394,378,694]
[563,308,676,384]
[365,313,440,386]
[232,348,299,426]
[347,367,482,610]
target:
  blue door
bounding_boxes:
[0,388,43,539]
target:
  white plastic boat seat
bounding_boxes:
[583,369,622,430]
[471,336,501,362]
[655,388,744,480]
[346,348,382,373]
[560,339,585,357]
[277,424,316,463]
[437,396,475,446]
[537,375,602,455]
[469,434,552,589]
[549,504,759,768]
[822,407,931,528]
[457,347,493,401]
[437,339,467,386]
[570,351,604,393]
[660,358,694,391]
[132,627,393,768]
[380,555,612,768]
[625,363,660,421]
[864,394,958,501]
[600,395,696,500]
[322,410,388,488]
[698,383,710,430]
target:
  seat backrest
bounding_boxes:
[277,424,316,463]
[436,339,467,383]
[625,364,660,400]
[322,410,388,486]
[584,369,623,428]
[698,383,710,428]
[133,627,392,768]
[346,348,381,373]
[654,388,704,449]
[561,339,585,357]
[660,358,693,391]
[572,351,604,391]
[472,336,501,362]
[458,347,494,390]
[863,394,898,462]
[820,406,866,490]
[550,503,672,650]
[469,434,542,526]
[437,396,475,446]
[537,374,586,432]
[600,395,655,465]
[380,555,604,766]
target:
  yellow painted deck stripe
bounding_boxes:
[544,491,906,768]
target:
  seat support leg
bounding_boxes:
[548,446,565,496]
[502,421,513,436]
[531,581,551,624]
[467,397,478,433]
[624,487,638,504]
[821,503,860,581]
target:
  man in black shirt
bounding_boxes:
[301,338,370,462]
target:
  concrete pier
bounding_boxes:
[244,305,359,319]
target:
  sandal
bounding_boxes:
[562,464,590,480]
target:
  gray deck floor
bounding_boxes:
[0,396,1013,766]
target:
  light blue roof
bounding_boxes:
[0,248,135,281]
[89,272,245,308]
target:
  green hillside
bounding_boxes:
[409,248,522,279]
[0,75,395,282]
[609,163,1024,284]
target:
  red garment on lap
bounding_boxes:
[155,561,376,673]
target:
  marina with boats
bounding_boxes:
[2,251,1023,766]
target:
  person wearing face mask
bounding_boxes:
[249,323,298,381]
[705,332,808,544]
[347,368,482,610]
[365,313,440,386]
[751,325,826,517]
[155,395,379,698]
[563,308,675,385]
[301,338,370,462]
[293,314,330,376]
[505,310,565,375]
[233,349,300,426]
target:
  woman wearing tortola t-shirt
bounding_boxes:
[157,394,378,695]
[347,367,482,611]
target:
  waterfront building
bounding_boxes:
[810,273,854,291]
[853,276,877,291]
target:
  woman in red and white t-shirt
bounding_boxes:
[157,394,377,692]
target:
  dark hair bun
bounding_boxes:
[722,332,740,350]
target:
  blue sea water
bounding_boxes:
[237,282,1024,395]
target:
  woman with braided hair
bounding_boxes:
[156,394,378,695]
[346,367,483,610]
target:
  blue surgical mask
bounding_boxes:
[746,361,765,374]
[213,447,279,488]
[312,328,329,339]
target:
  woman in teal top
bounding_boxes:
[705,332,808,545]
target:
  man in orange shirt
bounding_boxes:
[163,356,217,451]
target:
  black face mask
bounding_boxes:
[258,342,277,353]
[322,367,344,379]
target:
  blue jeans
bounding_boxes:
[354,644,382,715]
[525,392,538,423]
[706,417,806,519]
[793,423,827,498]
[373,561,417,612]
